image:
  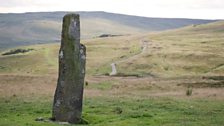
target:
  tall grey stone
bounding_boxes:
[52,13,86,124]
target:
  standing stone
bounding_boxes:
[110,63,117,76]
[52,13,86,124]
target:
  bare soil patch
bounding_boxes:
[0,74,224,100]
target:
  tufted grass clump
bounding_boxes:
[186,86,193,96]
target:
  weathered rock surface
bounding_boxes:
[52,13,86,124]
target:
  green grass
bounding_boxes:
[1,96,224,126]
[0,97,53,126]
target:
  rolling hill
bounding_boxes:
[0,11,217,49]
[0,21,223,78]
[117,21,224,77]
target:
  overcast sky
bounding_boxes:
[0,0,224,19]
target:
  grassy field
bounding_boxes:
[117,21,224,77]
[1,96,224,126]
[0,34,144,75]
[0,75,224,126]
[0,21,224,125]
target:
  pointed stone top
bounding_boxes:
[63,13,79,19]
[62,13,80,41]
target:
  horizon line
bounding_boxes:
[0,11,221,20]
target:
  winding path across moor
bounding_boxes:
[109,39,150,75]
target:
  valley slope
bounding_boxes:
[0,11,216,49]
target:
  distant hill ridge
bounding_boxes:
[0,11,217,49]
